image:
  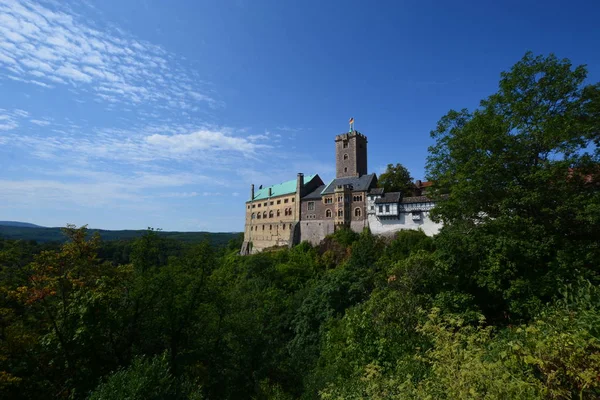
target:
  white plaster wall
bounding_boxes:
[367,211,442,237]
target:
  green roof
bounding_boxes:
[249,174,317,201]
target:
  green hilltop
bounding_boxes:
[0,225,240,247]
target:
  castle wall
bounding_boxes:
[299,220,335,245]
[367,211,442,237]
[244,193,298,253]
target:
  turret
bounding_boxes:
[296,173,304,196]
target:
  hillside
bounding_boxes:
[0,221,44,228]
[0,225,240,247]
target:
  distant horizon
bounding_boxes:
[0,220,241,234]
[1,0,599,231]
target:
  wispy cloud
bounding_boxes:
[0,108,29,130]
[29,118,51,126]
[0,0,218,110]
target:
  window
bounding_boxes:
[247,205,250,210]
[277,200,281,204]
[258,203,261,208]
[343,141,348,148]
[252,204,255,208]
[338,209,343,217]
[292,198,294,202]
[326,209,332,218]
[269,225,272,230]
[379,205,383,212]
[251,213,255,219]
[263,211,267,218]
[344,167,348,173]
[307,201,315,211]
[354,208,361,217]
[257,213,261,219]
[385,205,390,212]
[289,224,292,230]
[282,224,285,230]
[270,201,274,206]
[277,210,280,217]
[263,202,267,207]
[324,197,332,204]
[353,195,363,202]
[269,210,274,218]
[343,153,348,160]
[262,225,265,230]
[284,199,288,203]
[370,206,374,210]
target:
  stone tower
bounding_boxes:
[335,131,368,178]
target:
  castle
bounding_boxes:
[240,127,442,254]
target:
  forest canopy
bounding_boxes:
[1,53,599,399]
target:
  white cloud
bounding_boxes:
[0,0,218,109]
[247,134,270,141]
[30,119,51,126]
[146,129,269,154]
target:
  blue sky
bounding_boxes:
[0,0,599,232]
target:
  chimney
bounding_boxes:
[268,187,272,197]
[250,184,255,200]
[296,173,304,196]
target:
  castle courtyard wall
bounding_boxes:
[367,211,442,237]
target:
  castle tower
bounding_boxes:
[335,131,368,178]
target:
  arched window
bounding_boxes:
[269,210,274,218]
[354,208,361,217]
[263,211,267,219]
[277,210,280,217]
[343,153,348,160]
[257,213,261,219]
[338,209,343,217]
[326,209,332,218]
[251,213,255,219]
[282,224,286,230]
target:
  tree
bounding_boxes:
[377,163,414,194]
[426,52,600,319]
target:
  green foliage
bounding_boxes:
[1,52,598,400]
[88,353,202,400]
[426,52,600,319]
[0,225,239,246]
[377,163,414,194]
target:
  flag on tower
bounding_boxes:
[349,117,354,124]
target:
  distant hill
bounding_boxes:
[0,225,241,247]
[0,221,44,228]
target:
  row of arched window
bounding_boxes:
[251,208,293,220]
[250,223,293,231]
[323,208,361,218]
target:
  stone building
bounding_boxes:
[240,173,324,254]
[240,127,442,254]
